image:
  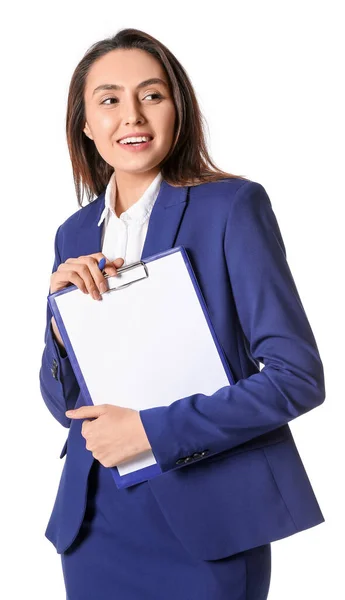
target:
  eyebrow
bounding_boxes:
[92,78,169,96]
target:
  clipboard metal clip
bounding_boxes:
[102,260,149,293]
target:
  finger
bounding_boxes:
[55,267,88,294]
[81,253,119,277]
[75,255,111,297]
[103,257,124,277]
[92,255,122,278]
[68,261,103,300]
[66,253,105,264]
[81,419,92,438]
[112,257,125,268]
[55,255,123,298]
[65,405,105,419]
[101,257,124,281]
[87,256,120,295]
[64,257,104,298]
[51,268,88,295]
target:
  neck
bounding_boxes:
[114,168,160,215]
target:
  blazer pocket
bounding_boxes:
[59,438,68,459]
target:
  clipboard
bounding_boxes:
[48,246,235,489]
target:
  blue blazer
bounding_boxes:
[40,177,325,560]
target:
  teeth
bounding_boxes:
[119,136,151,144]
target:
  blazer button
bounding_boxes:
[184,456,193,463]
[192,452,203,459]
[51,359,58,380]
[176,458,187,465]
[200,449,210,457]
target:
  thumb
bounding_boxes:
[113,257,124,267]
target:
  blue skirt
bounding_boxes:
[61,460,271,600]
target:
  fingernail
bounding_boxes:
[100,281,107,293]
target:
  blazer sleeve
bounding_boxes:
[39,225,80,428]
[139,180,326,472]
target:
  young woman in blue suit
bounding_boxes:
[40,27,325,600]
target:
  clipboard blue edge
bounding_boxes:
[47,245,235,490]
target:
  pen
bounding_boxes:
[98,257,106,273]
[98,257,108,296]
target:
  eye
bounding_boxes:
[144,93,163,100]
[100,97,118,105]
[100,92,163,105]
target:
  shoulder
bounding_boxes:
[56,193,105,238]
[188,176,270,213]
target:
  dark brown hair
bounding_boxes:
[66,28,248,207]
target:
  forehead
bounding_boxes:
[84,49,166,95]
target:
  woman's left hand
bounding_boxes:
[65,405,152,468]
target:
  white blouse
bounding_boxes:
[97,170,164,265]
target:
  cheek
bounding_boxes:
[89,111,114,140]
[93,112,116,137]
[91,116,118,157]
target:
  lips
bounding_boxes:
[117,138,154,152]
[117,133,154,143]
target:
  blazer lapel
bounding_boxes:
[74,179,189,261]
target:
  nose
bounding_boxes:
[121,96,145,125]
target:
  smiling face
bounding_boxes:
[83,48,176,179]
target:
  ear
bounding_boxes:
[83,122,93,140]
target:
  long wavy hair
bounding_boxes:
[66,28,248,207]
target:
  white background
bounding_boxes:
[1,1,343,598]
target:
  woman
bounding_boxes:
[39,27,325,600]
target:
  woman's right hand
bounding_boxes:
[49,254,124,351]
[49,253,125,299]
